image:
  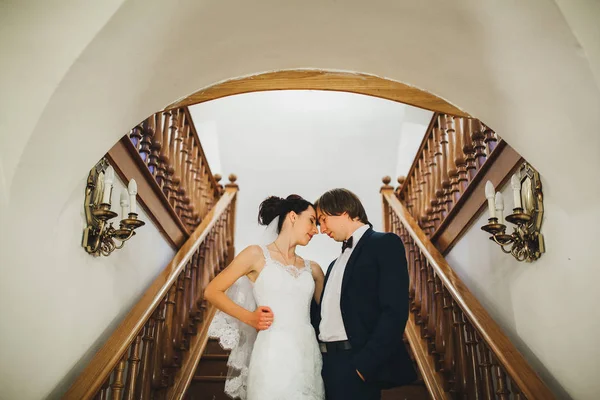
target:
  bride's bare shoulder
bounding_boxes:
[237,245,264,260]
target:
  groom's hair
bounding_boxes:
[314,189,370,225]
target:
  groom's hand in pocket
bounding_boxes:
[250,306,274,330]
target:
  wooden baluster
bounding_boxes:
[425,263,437,353]
[464,320,483,400]
[181,260,193,348]
[187,141,200,227]
[417,160,428,231]
[493,362,511,400]
[470,119,487,169]
[426,143,438,233]
[156,111,170,190]
[134,321,155,400]
[151,300,168,390]
[111,357,127,399]
[191,159,203,225]
[420,151,432,233]
[197,243,210,321]
[395,176,405,201]
[445,115,461,204]
[483,124,498,154]
[405,231,417,306]
[433,127,446,221]
[439,121,453,215]
[171,272,186,362]
[219,217,228,271]
[177,124,191,225]
[451,302,469,398]
[433,275,447,371]
[419,260,431,339]
[186,136,198,226]
[161,284,177,372]
[412,244,423,320]
[123,334,142,400]
[463,118,478,180]
[454,117,469,193]
[197,166,208,220]
[187,251,200,336]
[511,379,524,400]
[95,377,110,400]
[442,288,457,394]
[130,125,143,150]
[147,115,160,177]
[411,174,421,222]
[170,112,184,214]
[478,340,496,400]
[139,119,152,164]
[163,111,177,201]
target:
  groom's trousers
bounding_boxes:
[321,347,380,400]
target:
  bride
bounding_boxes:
[205,194,325,400]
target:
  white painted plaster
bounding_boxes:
[1,0,599,398]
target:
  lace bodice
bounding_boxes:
[253,245,314,329]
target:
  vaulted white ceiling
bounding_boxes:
[189,90,432,267]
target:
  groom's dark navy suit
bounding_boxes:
[312,228,416,396]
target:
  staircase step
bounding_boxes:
[188,376,430,399]
[195,354,229,377]
[203,338,230,355]
[382,383,431,400]
[186,376,228,400]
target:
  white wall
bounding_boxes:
[446,180,600,400]
[191,90,430,268]
[0,174,174,400]
[1,0,599,398]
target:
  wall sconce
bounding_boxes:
[82,158,145,256]
[481,162,545,262]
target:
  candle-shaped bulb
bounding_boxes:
[128,179,138,214]
[102,166,114,204]
[495,192,504,224]
[511,172,522,210]
[485,180,496,219]
[120,190,129,219]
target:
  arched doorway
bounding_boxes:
[166,70,469,117]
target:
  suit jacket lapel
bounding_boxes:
[341,228,373,294]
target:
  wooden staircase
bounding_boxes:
[185,339,431,400]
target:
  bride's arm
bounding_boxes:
[311,261,325,304]
[205,245,273,330]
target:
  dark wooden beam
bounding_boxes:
[431,141,523,255]
[106,136,190,249]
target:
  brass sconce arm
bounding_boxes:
[481,162,545,262]
[82,158,145,257]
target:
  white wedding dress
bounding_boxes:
[209,245,325,400]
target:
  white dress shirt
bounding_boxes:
[319,224,370,342]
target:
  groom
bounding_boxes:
[312,188,416,400]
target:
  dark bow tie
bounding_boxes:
[342,236,354,253]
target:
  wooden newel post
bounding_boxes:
[380,176,394,232]
[225,174,238,263]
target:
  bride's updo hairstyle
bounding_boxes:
[258,194,314,233]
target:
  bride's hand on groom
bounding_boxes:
[249,306,274,330]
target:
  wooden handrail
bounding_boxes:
[63,186,238,399]
[382,189,554,399]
